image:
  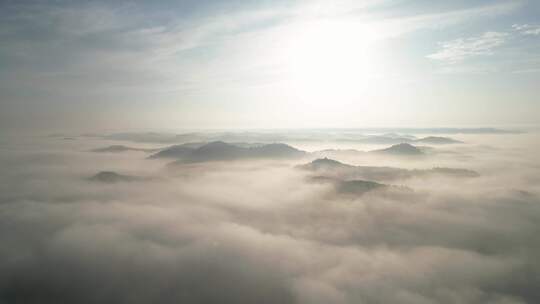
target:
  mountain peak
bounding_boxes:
[152,141,306,162]
[373,143,423,155]
[415,136,462,144]
[312,157,345,166]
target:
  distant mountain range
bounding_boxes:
[413,136,462,144]
[150,141,307,162]
[148,140,459,164]
[91,145,158,153]
[89,138,467,167]
[95,129,517,145]
[299,158,479,182]
[314,142,462,159]
[341,127,519,134]
[348,135,463,145]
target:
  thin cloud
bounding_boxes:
[427,32,508,64]
[369,1,521,40]
[512,24,540,35]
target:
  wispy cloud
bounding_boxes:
[427,32,508,64]
[512,23,540,35]
[376,1,521,38]
[436,65,497,75]
[0,0,537,130]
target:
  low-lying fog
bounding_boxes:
[1,130,539,303]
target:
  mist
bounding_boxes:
[1,130,539,304]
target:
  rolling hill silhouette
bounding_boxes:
[151,141,306,162]
[300,158,479,181]
[371,143,424,155]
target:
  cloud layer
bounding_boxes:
[427,32,508,63]
[1,132,539,303]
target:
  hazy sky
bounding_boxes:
[1,0,539,133]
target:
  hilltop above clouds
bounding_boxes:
[150,141,306,162]
[299,158,479,182]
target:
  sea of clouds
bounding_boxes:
[1,131,539,304]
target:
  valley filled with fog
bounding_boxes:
[1,129,539,304]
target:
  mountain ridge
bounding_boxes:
[151,141,306,162]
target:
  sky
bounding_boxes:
[1,0,539,133]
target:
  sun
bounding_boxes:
[277,18,383,104]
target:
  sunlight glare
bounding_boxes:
[281,19,384,104]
